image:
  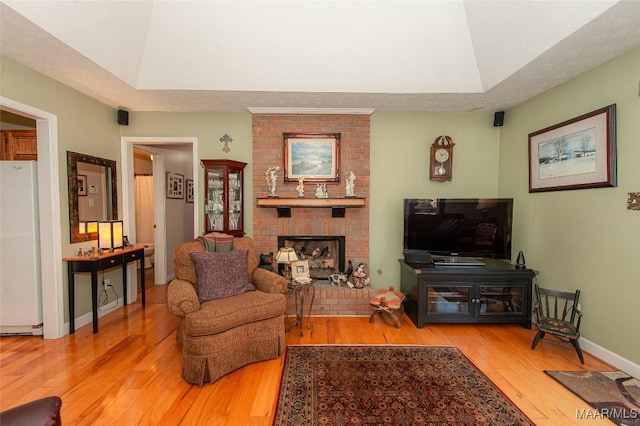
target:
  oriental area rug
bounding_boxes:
[274,345,533,426]
[545,370,640,426]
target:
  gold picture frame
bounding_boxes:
[283,133,340,183]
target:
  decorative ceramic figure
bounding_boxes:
[315,183,328,198]
[345,171,356,197]
[296,177,305,198]
[329,273,347,287]
[258,252,276,272]
[265,166,280,197]
[352,262,367,289]
[516,250,526,269]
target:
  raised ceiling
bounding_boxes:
[1,1,639,113]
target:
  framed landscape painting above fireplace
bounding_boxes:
[283,133,340,183]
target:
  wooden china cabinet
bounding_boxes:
[202,159,246,236]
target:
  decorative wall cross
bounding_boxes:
[219,133,233,153]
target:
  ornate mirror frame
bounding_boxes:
[67,151,118,243]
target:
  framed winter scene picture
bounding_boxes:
[528,104,616,193]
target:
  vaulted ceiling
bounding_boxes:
[1,1,639,113]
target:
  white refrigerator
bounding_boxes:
[0,161,43,335]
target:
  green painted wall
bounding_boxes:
[498,45,640,364]
[120,111,253,235]
[369,112,502,286]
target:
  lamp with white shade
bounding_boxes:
[275,247,298,282]
[98,220,124,253]
[78,220,98,234]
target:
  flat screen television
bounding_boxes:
[403,198,514,260]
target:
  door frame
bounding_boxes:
[120,137,198,300]
[1,96,64,339]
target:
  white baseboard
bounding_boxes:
[581,337,640,378]
[0,324,43,336]
[66,298,123,333]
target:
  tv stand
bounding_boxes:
[399,259,534,329]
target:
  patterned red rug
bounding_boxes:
[274,345,533,425]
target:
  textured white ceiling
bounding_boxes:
[1,0,639,112]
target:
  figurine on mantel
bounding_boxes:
[345,171,356,197]
[296,177,305,198]
[315,183,328,198]
[265,166,280,197]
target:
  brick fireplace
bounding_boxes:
[252,113,371,316]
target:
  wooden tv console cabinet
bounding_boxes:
[399,259,535,329]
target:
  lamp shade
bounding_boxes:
[79,220,98,234]
[98,220,124,252]
[275,247,298,263]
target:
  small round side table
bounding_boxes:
[286,278,315,337]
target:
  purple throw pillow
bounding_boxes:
[190,250,255,303]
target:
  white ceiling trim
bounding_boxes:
[247,107,375,115]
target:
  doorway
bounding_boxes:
[121,137,198,302]
[1,97,64,339]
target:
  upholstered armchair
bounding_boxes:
[167,237,287,386]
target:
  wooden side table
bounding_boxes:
[286,279,315,337]
[63,245,145,334]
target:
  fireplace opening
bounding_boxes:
[278,236,345,280]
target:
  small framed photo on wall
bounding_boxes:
[166,172,184,199]
[186,179,194,203]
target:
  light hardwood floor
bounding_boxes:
[1,285,614,425]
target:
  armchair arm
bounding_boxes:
[0,396,62,426]
[251,267,287,294]
[167,279,201,317]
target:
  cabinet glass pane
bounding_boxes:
[479,286,524,314]
[207,169,224,231]
[427,286,470,314]
[229,171,241,230]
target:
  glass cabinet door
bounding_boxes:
[206,167,225,231]
[478,285,526,316]
[202,159,246,236]
[228,171,242,231]
[426,286,473,316]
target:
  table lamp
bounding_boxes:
[98,220,124,253]
[79,220,98,234]
[275,247,298,281]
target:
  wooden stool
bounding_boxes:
[369,286,405,328]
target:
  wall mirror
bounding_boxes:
[67,151,118,243]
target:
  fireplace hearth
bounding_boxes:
[278,236,345,280]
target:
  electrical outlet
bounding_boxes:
[102,278,112,289]
[577,302,581,311]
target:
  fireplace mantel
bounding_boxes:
[257,197,365,217]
